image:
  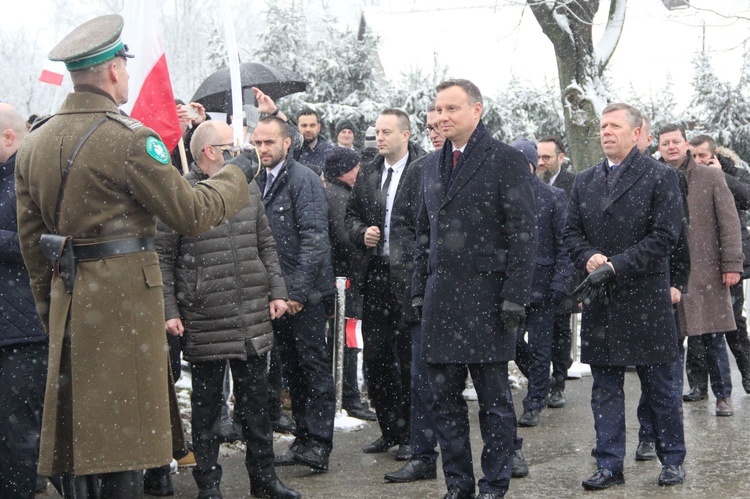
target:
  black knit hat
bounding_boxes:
[335,118,357,138]
[324,147,360,179]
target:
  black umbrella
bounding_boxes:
[191,62,307,113]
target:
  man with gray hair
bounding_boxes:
[0,103,48,498]
[565,103,686,489]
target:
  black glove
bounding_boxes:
[573,264,616,306]
[225,149,260,182]
[501,299,526,333]
[550,290,567,305]
[410,296,423,323]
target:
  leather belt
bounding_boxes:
[73,237,156,262]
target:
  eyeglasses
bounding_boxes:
[538,155,553,163]
[210,143,241,157]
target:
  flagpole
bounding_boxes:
[219,0,244,147]
[177,138,189,174]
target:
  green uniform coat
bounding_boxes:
[14,91,249,476]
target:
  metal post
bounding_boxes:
[334,277,347,415]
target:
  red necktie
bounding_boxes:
[453,150,462,167]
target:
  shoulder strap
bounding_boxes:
[53,117,107,233]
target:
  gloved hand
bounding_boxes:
[550,290,567,305]
[573,264,616,306]
[410,296,423,323]
[501,299,526,332]
[225,149,261,182]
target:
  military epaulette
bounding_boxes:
[105,111,143,131]
[29,114,54,132]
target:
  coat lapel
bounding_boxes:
[440,122,491,208]
[606,149,647,209]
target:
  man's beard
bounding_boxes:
[304,135,317,144]
[537,168,554,183]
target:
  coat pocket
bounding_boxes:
[143,264,164,288]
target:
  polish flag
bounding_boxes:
[39,60,65,86]
[345,318,363,349]
[120,1,182,151]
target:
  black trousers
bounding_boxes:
[362,257,411,444]
[190,346,276,490]
[551,313,573,390]
[274,302,335,448]
[686,281,750,390]
[0,341,48,499]
[428,362,515,496]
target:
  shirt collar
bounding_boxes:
[384,152,409,172]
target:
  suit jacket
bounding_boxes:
[551,168,576,196]
[412,121,537,364]
[529,178,572,303]
[345,142,424,312]
[564,147,683,366]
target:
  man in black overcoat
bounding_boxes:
[564,103,686,490]
[411,79,537,499]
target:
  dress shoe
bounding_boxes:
[144,466,174,496]
[344,405,378,421]
[581,468,624,490]
[547,388,566,408]
[518,409,540,427]
[362,436,397,453]
[395,444,412,461]
[442,485,475,499]
[635,440,657,461]
[658,464,685,486]
[272,413,296,434]
[511,449,529,478]
[250,478,301,499]
[384,459,437,483]
[293,440,330,471]
[274,440,303,467]
[682,387,707,402]
[716,398,734,416]
[197,486,223,499]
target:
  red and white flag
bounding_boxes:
[39,60,65,86]
[120,1,182,151]
[345,318,363,349]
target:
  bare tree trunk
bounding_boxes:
[528,0,627,172]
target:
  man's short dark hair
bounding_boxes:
[689,134,717,154]
[658,123,687,141]
[297,108,320,123]
[602,103,643,129]
[380,108,411,133]
[258,116,291,139]
[538,135,565,155]
[436,79,483,106]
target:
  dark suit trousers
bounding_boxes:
[273,302,335,448]
[551,312,573,391]
[686,282,750,390]
[515,301,555,411]
[362,257,411,444]
[428,362,515,496]
[409,324,438,463]
[190,348,276,489]
[591,364,685,472]
[685,333,733,399]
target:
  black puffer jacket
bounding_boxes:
[156,163,287,362]
[256,156,335,304]
[0,153,45,346]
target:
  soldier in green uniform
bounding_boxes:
[15,15,257,498]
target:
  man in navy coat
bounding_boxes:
[564,103,686,490]
[412,79,537,499]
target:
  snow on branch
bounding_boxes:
[595,0,627,69]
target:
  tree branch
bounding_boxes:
[595,0,627,70]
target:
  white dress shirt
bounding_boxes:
[380,152,409,255]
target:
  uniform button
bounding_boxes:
[437,237,444,245]
[438,267,444,273]
[439,209,446,215]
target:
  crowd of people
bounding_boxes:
[3,13,750,499]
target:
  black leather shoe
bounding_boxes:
[682,387,707,402]
[384,459,437,483]
[362,436,397,454]
[582,469,624,490]
[658,464,685,486]
[274,440,303,467]
[250,478,301,498]
[293,440,330,472]
[395,444,412,461]
[442,485,475,499]
[547,388,566,408]
[197,486,223,499]
[344,404,378,421]
[635,441,657,461]
[144,466,174,496]
[272,413,296,434]
[518,409,540,427]
[511,449,529,478]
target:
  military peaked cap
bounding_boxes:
[49,14,133,71]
